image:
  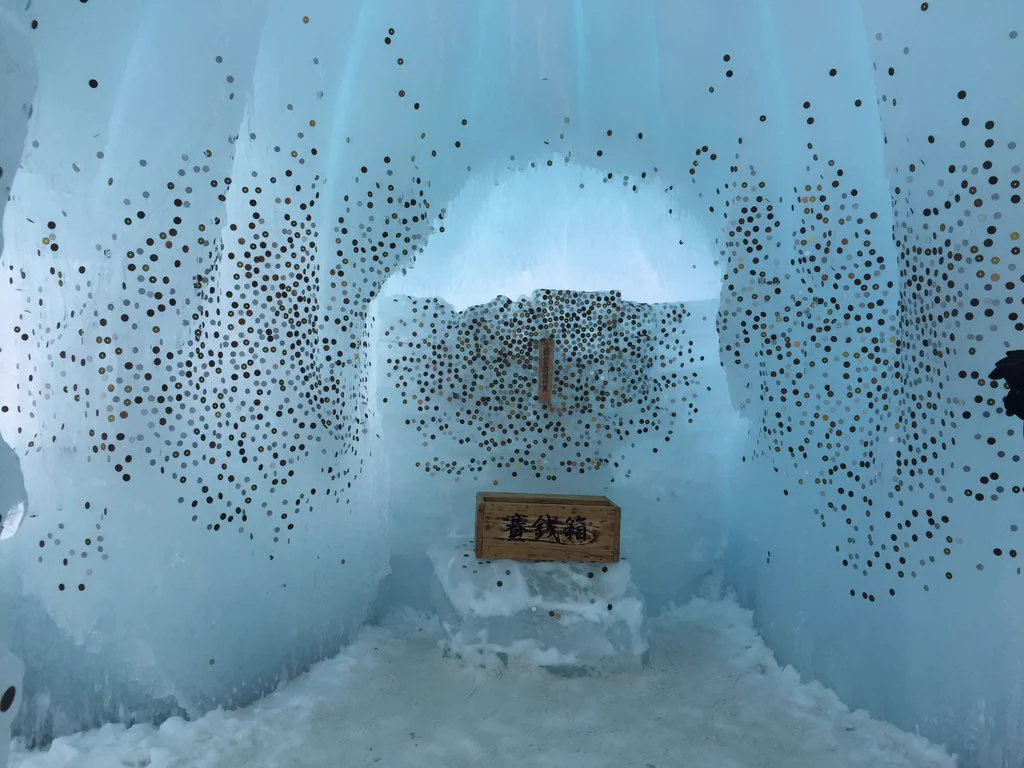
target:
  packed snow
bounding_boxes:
[9,596,954,768]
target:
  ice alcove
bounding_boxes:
[373,159,738,612]
[0,1,1022,767]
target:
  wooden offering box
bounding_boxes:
[475,492,621,563]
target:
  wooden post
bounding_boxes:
[538,337,554,404]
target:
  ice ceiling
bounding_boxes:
[0,0,1022,765]
[380,162,719,307]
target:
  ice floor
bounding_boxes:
[9,597,954,768]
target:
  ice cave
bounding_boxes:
[0,1,1022,766]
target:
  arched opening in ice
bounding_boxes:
[371,159,742,613]
[381,159,719,309]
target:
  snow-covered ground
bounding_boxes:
[9,597,954,768]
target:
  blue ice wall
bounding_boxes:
[0,0,392,742]
[719,4,1024,765]
[0,1,1021,765]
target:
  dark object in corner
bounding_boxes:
[989,350,1024,421]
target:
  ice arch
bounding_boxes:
[382,160,719,308]
[373,156,736,612]
[0,1,1019,766]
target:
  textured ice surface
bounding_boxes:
[0,0,391,745]
[429,539,647,673]
[0,440,27,542]
[8,597,954,768]
[0,647,24,768]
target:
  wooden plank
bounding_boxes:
[538,337,554,404]
[475,493,620,563]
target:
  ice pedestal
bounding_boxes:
[428,539,648,674]
[0,645,23,768]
